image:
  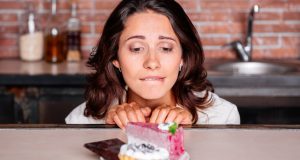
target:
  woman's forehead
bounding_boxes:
[120,11,179,42]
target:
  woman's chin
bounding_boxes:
[139,92,166,100]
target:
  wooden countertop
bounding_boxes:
[0,59,300,88]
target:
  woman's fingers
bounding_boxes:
[155,107,171,123]
[149,106,160,123]
[113,112,124,129]
[150,105,193,125]
[115,105,129,127]
[150,105,171,123]
[105,113,114,124]
[165,108,180,123]
[180,110,193,124]
[124,104,138,122]
[131,102,145,122]
[140,106,152,117]
[174,111,184,124]
[174,109,193,124]
[105,108,125,129]
[106,102,193,127]
[106,102,153,129]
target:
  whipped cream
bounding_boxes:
[158,122,176,131]
[119,143,169,160]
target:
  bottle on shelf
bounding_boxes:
[65,2,82,62]
[45,0,65,63]
[19,3,44,61]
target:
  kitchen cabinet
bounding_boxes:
[0,59,299,124]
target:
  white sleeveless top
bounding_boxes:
[65,91,240,124]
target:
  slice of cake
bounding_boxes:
[119,122,190,160]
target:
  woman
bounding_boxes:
[65,0,240,128]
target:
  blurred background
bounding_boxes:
[0,0,299,124]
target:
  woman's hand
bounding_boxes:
[149,104,193,125]
[105,102,151,129]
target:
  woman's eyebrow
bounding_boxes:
[158,35,176,42]
[125,35,176,42]
[126,35,145,41]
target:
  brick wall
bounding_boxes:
[0,0,299,60]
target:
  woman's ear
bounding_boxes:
[112,60,120,68]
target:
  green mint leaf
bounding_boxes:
[168,122,178,135]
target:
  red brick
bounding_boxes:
[207,22,247,35]
[278,24,299,32]
[254,24,282,33]
[94,13,109,23]
[204,49,236,59]
[288,1,300,11]
[0,1,23,9]
[42,0,69,11]
[81,24,91,34]
[0,14,18,22]
[0,38,17,46]
[39,14,50,29]
[188,12,240,22]
[78,13,109,22]
[229,22,247,34]
[227,12,247,22]
[201,37,228,46]
[283,12,300,21]
[200,1,250,11]
[0,0,298,60]
[198,25,230,34]
[191,11,244,23]
[256,12,282,21]
[253,37,279,46]
[39,12,70,28]
[0,26,19,33]
[95,23,104,34]
[78,14,96,22]
[254,0,289,9]
[57,0,69,10]
[20,0,45,9]
[177,0,198,11]
[282,36,300,47]
[253,48,298,59]
[95,0,120,10]
[254,24,300,33]
[58,13,71,22]
[78,0,94,10]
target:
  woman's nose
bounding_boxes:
[143,51,160,70]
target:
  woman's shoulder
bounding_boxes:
[65,102,105,124]
[195,91,240,124]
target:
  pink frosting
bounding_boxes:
[126,122,185,160]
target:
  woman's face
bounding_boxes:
[114,11,182,100]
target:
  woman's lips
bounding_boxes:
[140,76,165,81]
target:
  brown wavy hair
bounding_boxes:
[84,0,214,123]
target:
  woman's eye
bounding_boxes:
[130,47,144,53]
[161,47,173,53]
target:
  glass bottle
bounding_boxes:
[19,4,44,61]
[66,2,81,62]
[45,0,64,63]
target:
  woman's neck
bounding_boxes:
[127,89,176,109]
